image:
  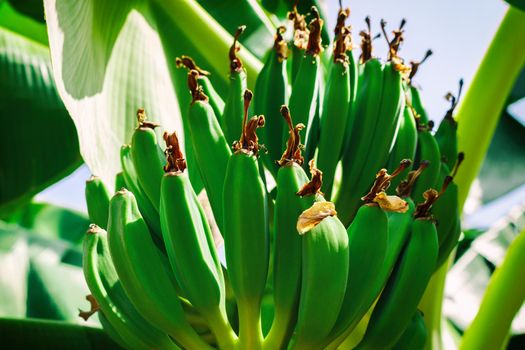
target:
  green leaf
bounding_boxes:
[6,0,45,23]
[3,202,90,245]
[446,203,525,335]
[478,111,525,203]
[0,2,81,215]
[0,2,47,44]
[0,222,91,324]
[27,258,90,322]
[197,0,275,58]
[0,232,29,317]
[510,67,525,103]
[0,318,122,349]
[43,0,263,188]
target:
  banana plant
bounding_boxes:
[1,0,525,348]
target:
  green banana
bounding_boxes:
[326,161,411,348]
[187,70,232,229]
[386,102,418,195]
[434,167,456,247]
[130,109,165,211]
[107,189,214,350]
[114,172,126,192]
[83,224,178,350]
[375,161,431,292]
[411,119,441,202]
[176,55,225,124]
[407,50,433,125]
[85,175,110,229]
[391,311,428,350]
[290,195,349,350]
[160,131,237,349]
[97,309,130,350]
[434,153,464,268]
[355,190,439,350]
[286,6,323,166]
[223,26,249,145]
[119,144,162,239]
[287,5,309,83]
[254,26,289,177]
[223,90,269,349]
[435,79,463,170]
[317,7,353,199]
[326,163,428,349]
[337,18,407,225]
[436,215,461,269]
[172,57,205,195]
[264,106,313,350]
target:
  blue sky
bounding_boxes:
[37,0,511,214]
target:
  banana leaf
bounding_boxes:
[0,221,93,324]
[0,2,81,215]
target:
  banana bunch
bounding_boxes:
[82,5,466,350]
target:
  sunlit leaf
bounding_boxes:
[43,0,264,189]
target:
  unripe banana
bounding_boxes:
[264,107,314,350]
[114,172,126,192]
[355,191,439,350]
[83,224,177,350]
[327,161,411,347]
[287,5,309,83]
[187,71,232,229]
[391,310,427,350]
[160,131,237,349]
[223,26,249,145]
[176,55,225,123]
[223,90,269,349]
[107,190,213,350]
[337,18,409,225]
[387,103,418,195]
[409,86,429,125]
[412,120,441,202]
[435,80,463,171]
[436,215,461,269]
[119,144,161,239]
[317,8,353,199]
[290,198,349,350]
[85,175,110,229]
[407,50,433,125]
[433,153,464,268]
[130,109,165,211]
[254,26,289,177]
[286,7,323,166]
[383,162,430,280]
[97,309,130,350]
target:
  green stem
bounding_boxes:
[459,228,525,350]
[419,261,448,350]
[206,308,238,350]
[237,299,263,350]
[455,6,525,210]
[419,7,525,350]
[151,0,262,89]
